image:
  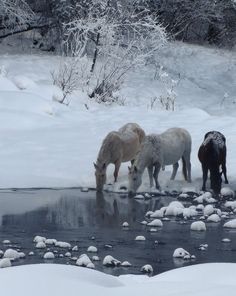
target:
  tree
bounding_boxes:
[0,0,35,39]
[60,0,167,103]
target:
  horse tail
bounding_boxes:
[182,157,188,181]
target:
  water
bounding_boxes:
[0,188,236,276]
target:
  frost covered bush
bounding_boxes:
[61,0,167,104]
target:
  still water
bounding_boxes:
[0,188,236,276]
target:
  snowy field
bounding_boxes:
[1,41,236,294]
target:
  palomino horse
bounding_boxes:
[94,123,145,191]
[198,131,228,195]
[128,127,192,195]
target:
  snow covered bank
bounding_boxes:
[0,263,236,296]
[0,43,236,191]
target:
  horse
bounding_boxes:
[128,127,192,195]
[94,123,145,192]
[198,131,228,195]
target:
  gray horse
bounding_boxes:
[94,123,145,191]
[128,127,192,195]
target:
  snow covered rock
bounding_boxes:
[165,201,184,216]
[55,241,71,248]
[76,254,93,267]
[121,261,132,267]
[2,240,11,244]
[3,249,21,260]
[147,219,163,227]
[87,246,97,253]
[224,219,236,228]
[92,256,100,261]
[194,192,216,204]
[150,209,165,218]
[173,248,190,258]
[43,252,55,259]
[190,221,206,231]
[35,242,46,249]
[45,239,57,245]
[103,255,121,267]
[222,238,231,243]
[141,264,153,274]
[204,205,215,216]
[122,222,129,227]
[207,214,221,222]
[72,246,79,252]
[0,258,11,268]
[221,187,235,198]
[33,236,46,243]
[135,235,146,241]
[65,252,71,257]
[182,207,198,219]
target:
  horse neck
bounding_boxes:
[134,144,151,173]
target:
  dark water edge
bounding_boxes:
[0,188,236,276]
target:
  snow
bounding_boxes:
[173,248,190,258]
[33,236,46,243]
[207,214,221,223]
[76,254,94,268]
[1,40,236,295]
[122,222,129,227]
[223,219,236,229]
[140,264,153,273]
[203,205,215,216]
[147,219,163,227]
[165,201,184,216]
[87,246,98,253]
[1,263,236,296]
[103,255,121,267]
[35,242,46,249]
[3,249,21,260]
[0,258,11,268]
[0,42,235,193]
[190,221,207,231]
[135,236,146,241]
[55,241,71,248]
[43,252,55,259]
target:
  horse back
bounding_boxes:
[118,122,145,144]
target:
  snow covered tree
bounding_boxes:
[0,0,35,39]
[61,0,167,103]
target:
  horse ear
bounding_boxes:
[94,162,98,169]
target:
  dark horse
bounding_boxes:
[198,131,228,195]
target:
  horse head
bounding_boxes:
[128,165,142,196]
[210,169,222,195]
[94,162,106,192]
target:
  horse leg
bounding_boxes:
[170,162,179,180]
[147,164,154,188]
[202,165,208,191]
[114,161,121,182]
[222,162,229,184]
[153,163,161,189]
[183,152,192,182]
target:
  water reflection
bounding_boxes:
[1,189,236,276]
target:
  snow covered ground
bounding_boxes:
[0,42,236,192]
[1,263,236,296]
